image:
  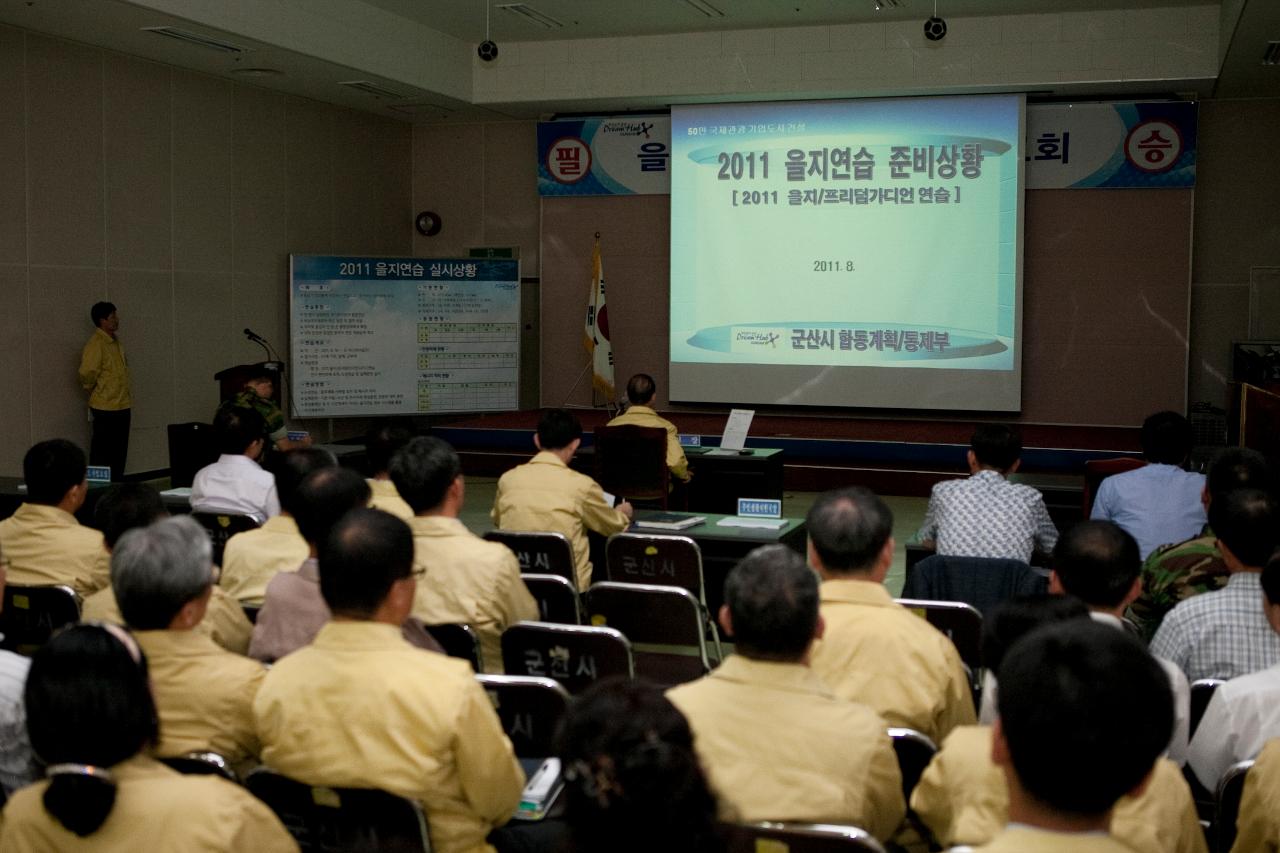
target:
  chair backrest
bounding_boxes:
[901,555,1046,618]
[586,581,710,686]
[476,674,571,759]
[246,768,431,853]
[0,584,80,655]
[720,821,887,853]
[158,751,238,783]
[484,530,578,590]
[191,511,260,567]
[593,425,670,504]
[887,727,938,801]
[903,544,935,589]
[1189,678,1226,739]
[521,574,582,624]
[424,623,483,672]
[501,620,634,694]
[1082,456,1147,517]
[605,533,705,600]
[894,598,983,674]
[1214,759,1254,853]
[166,421,218,489]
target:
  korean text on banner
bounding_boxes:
[584,236,616,399]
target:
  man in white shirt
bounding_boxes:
[191,405,280,523]
[1090,411,1206,560]
[1186,550,1280,791]
[1048,520,1190,765]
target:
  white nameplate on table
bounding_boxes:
[737,498,782,518]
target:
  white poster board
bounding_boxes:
[289,255,520,417]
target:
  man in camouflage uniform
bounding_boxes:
[1129,447,1273,640]
[222,367,311,454]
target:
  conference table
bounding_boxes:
[590,509,807,617]
[573,446,785,515]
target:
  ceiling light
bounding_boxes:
[337,80,411,99]
[141,26,249,54]
[497,4,565,29]
[683,0,725,18]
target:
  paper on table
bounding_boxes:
[716,516,787,530]
[719,408,755,451]
[160,487,193,497]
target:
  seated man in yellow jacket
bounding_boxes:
[667,544,905,842]
[390,436,536,673]
[81,483,252,655]
[807,486,975,744]
[0,439,109,598]
[909,596,1204,853]
[114,515,265,773]
[1232,737,1280,852]
[254,508,525,853]
[220,448,331,606]
[492,409,632,590]
[968,619,1184,852]
[606,373,690,483]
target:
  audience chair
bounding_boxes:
[1189,679,1226,740]
[1082,456,1148,518]
[901,555,1046,618]
[0,584,79,656]
[1214,759,1254,853]
[592,424,671,508]
[476,674,571,759]
[158,751,238,783]
[888,727,944,852]
[166,421,218,489]
[245,768,430,853]
[424,622,483,673]
[605,532,722,659]
[484,530,578,591]
[586,581,712,686]
[191,511,260,568]
[720,821,887,853]
[903,543,936,589]
[895,598,983,682]
[888,727,938,801]
[500,621,633,694]
[522,574,582,624]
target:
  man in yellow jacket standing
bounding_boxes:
[78,301,131,480]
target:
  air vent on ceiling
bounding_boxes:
[683,0,725,18]
[141,26,249,54]
[497,4,565,29]
[338,80,412,99]
[1263,41,1280,66]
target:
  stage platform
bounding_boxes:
[433,410,1140,500]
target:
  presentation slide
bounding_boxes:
[289,256,520,418]
[670,95,1025,411]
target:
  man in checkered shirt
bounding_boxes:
[915,424,1058,563]
[1151,488,1280,682]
